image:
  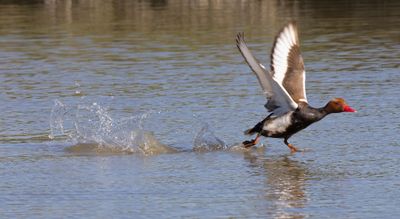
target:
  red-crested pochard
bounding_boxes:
[236,22,356,152]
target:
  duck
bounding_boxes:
[236,21,356,152]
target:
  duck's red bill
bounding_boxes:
[343,105,356,112]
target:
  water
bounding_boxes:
[1,0,400,218]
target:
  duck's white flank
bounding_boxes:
[263,112,293,135]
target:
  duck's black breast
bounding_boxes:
[295,102,327,123]
[285,104,327,136]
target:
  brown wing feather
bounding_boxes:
[283,45,306,102]
[270,22,307,103]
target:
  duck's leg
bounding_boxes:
[284,137,299,153]
[242,134,261,148]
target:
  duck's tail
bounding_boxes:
[244,128,257,135]
[244,122,264,135]
[244,116,270,135]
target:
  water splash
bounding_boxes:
[49,99,68,139]
[49,100,177,155]
[74,81,82,96]
[49,100,256,155]
[193,123,227,152]
[191,121,264,152]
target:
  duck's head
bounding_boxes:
[325,98,356,113]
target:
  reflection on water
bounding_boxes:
[264,157,307,219]
[243,152,308,218]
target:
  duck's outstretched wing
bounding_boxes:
[270,22,307,103]
[236,32,298,115]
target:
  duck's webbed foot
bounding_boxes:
[284,138,300,153]
[242,135,261,148]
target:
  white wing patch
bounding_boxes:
[271,24,299,85]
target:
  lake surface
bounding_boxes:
[1,0,400,218]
